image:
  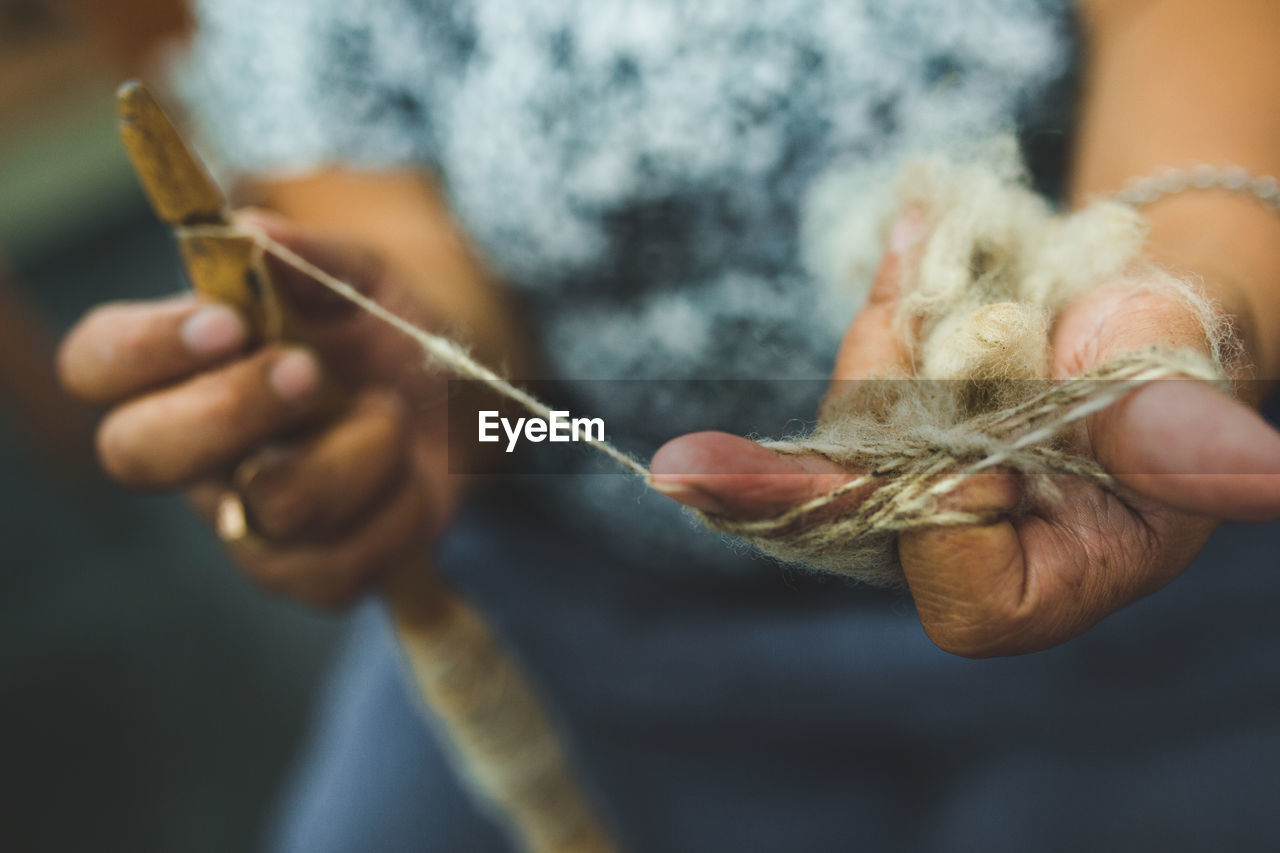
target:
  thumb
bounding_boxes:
[652,209,928,518]
[1091,379,1280,522]
[650,431,859,519]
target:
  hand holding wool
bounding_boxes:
[653,164,1280,657]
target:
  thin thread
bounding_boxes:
[178,223,649,477]
[174,221,1221,568]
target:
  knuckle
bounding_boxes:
[925,624,1012,659]
[97,399,221,491]
[96,414,155,488]
[56,355,93,405]
[918,594,1038,659]
[57,305,125,400]
[60,296,204,405]
[55,335,88,398]
[201,362,258,424]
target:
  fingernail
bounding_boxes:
[889,208,928,255]
[269,348,321,402]
[181,305,247,358]
[650,479,730,515]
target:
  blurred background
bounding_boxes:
[0,2,344,850]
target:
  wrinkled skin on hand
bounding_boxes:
[652,211,1280,657]
[59,212,454,608]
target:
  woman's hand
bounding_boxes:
[651,214,1280,657]
[59,212,456,608]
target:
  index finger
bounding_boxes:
[58,294,248,406]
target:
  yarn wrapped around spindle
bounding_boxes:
[698,153,1230,586]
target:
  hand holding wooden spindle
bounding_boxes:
[57,82,615,853]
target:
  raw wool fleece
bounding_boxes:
[699,149,1231,586]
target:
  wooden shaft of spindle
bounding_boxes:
[386,563,616,853]
[203,240,615,851]
[116,81,615,848]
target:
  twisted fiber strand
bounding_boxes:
[714,353,1214,530]
[398,595,617,853]
[177,224,1218,562]
[180,224,651,478]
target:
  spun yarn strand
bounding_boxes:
[176,154,1228,586]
